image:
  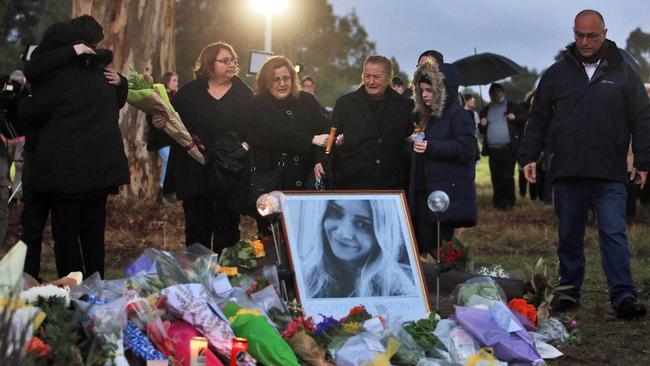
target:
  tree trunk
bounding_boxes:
[71,0,176,201]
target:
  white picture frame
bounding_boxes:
[280,191,431,321]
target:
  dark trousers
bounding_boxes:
[554,178,637,306]
[182,193,240,254]
[413,189,454,255]
[20,191,50,280]
[50,194,107,279]
[488,147,516,209]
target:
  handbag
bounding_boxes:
[248,151,287,207]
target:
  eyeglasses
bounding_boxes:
[573,31,603,41]
[215,57,239,66]
[273,75,292,84]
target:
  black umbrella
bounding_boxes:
[618,48,641,72]
[453,52,525,86]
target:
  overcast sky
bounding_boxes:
[329,0,650,79]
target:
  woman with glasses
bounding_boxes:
[157,41,253,253]
[247,56,329,227]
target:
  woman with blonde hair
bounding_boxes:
[157,41,253,253]
[408,62,477,255]
[291,199,417,298]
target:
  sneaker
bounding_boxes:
[551,297,580,312]
[615,298,647,319]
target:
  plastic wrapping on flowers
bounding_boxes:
[451,276,507,307]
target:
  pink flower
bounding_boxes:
[569,320,578,329]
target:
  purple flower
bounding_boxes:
[315,315,341,337]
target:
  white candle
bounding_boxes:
[189,336,208,366]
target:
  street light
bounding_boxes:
[250,0,288,53]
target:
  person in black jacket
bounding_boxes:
[478,83,527,210]
[19,20,98,280]
[322,56,413,189]
[518,10,650,319]
[19,15,130,279]
[248,56,330,194]
[408,62,477,255]
[158,42,253,253]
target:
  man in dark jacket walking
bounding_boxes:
[323,55,412,189]
[518,9,650,319]
[479,83,527,210]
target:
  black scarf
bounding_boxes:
[572,39,609,64]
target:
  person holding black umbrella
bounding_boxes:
[478,83,527,210]
[518,9,649,319]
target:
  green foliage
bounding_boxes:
[0,0,71,75]
[626,27,650,82]
[522,257,573,307]
[499,66,539,103]
[175,0,380,107]
[126,65,153,90]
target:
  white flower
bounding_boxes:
[19,285,71,307]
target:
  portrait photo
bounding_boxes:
[280,191,430,321]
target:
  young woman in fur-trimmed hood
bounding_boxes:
[408,62,478,255]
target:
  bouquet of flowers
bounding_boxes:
[522,257,574,321]
[282,316,333,366]
[126,67,205,164]
[437,238,472,271]
[218,240,264,270]
[508,298,537,326]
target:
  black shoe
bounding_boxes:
[551,297,580,312]
[615,298,647,319]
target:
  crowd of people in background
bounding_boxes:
[0,9,648,319]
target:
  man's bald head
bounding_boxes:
[573,10,607,59]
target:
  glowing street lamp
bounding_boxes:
[250,0,288,53]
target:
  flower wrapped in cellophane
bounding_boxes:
[223,301,300,366]
[126,68,205,165]
[161,283,255,365]
[281,316,333,366]
[125,244,222,297]
[70,274,129,366]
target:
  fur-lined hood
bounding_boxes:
[413,63,463,119]
[412,62,446,118]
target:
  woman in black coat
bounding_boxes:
[408,62,478,255]
[247,56,330,194]
[158,42,253,253]
[19,15,130,279]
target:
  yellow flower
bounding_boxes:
[251,240,266,258]
[342,321,361,334]
[217,267,239,277]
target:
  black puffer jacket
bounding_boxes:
[164,76,253,200]
[518,40,650,183]
[18,54,130,197]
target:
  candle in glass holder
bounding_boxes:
[229,338,248,366]
[189,336,208,366]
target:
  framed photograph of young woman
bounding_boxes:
[280,191,431,322]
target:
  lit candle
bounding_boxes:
[189,336,208,366]
[229,338,248,366]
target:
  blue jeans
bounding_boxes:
[158,146,170,188]
[554,178,637,306]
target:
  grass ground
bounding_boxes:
[2,156,649,365]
